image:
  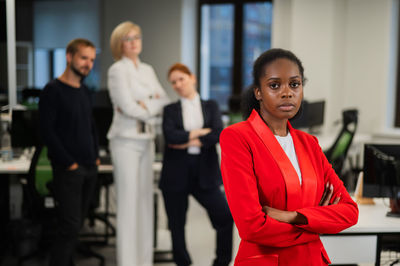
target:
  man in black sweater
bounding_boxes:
[39,38,99,266]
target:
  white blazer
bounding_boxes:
[107,57,170,140]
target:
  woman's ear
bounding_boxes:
[191,74,197,84]
[254,87,261,101]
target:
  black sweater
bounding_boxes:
[39,79,98,169]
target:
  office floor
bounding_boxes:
[2,186,399,266]
[1,187,240,266]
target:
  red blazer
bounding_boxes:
[220,110,358,266]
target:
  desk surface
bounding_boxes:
[342,198,400,234]
[0,156,162,174]
[0,157,30,174]
[2,157,397,233]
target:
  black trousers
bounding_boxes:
[162,155,233,266]
[49,165,97,266]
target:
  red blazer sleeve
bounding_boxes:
[296,136,359,234]
[220,127,319,248]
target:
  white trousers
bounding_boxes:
[110,137,154,266]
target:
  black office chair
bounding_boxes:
[87,93,116,245]
[324,109,359,181]
[16,145,58,265]
[19,145,105,266]
[19,88,42,110]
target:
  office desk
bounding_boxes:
[321,198,400,265]
[0,156,116,174]
[0,155,115,218]
[0,156,30,174]
[0,157,163,244]
[0,156,117,239]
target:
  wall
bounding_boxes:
[33,0,101,48]
[28,0,398,137]
[100,0,195,99]
[272,0,395,136]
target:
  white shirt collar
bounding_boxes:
[180,93,200,105]
[121,56,142,68]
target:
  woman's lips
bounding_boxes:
[278,104,295,111]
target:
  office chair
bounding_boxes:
[20,88,42,109]
[87,92,116,244]
[20,145,105,266]
[17,145,57,265]
[324,109,358,181]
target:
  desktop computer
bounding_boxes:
[363,144,400,217]
[289,100,325,133]
[10,109,41,157]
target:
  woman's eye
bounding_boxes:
[290,82,301,88]
[269,83,279,89]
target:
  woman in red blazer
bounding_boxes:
[220,48,358,266]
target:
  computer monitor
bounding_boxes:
[10,109,42,149]
[92,107,113,149]
[307,101,325,128]
[363,144,400,216]
[290,100,325,131]
[91,90,113,150]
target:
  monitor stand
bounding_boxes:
[354,172,375,205]
[387,198,400,218]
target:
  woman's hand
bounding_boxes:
[262,206,307,225]
[319,182,341,206]
[137,100,147,110]
[168,138,202,149]
[261,181,341,225]
[189,128,211,139]
[168,143,188,149]
[188,138,202,147]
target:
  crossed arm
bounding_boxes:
[163,100,223,150]
[168,128,211,149]
[262,182,341,225]
[220,128,358,248]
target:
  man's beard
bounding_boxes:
[71,64,90,79]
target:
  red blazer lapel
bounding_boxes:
[248,110,301,211]
[288,123,318,207]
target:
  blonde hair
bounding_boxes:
[110,21,142,61]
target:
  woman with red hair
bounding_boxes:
[160,63,233,266]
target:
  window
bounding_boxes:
[199,0,272,111]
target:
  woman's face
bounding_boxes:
[121,28,142,58]
[169,70,197,99]
[254,58,303,123]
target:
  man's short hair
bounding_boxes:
[66,38,96,55]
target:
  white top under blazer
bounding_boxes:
[107,57,170,140]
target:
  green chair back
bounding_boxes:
[35,147,53,196]
[330,131,352,162]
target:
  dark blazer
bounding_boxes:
[159,99,223,192]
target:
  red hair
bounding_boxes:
[167,63,192,78]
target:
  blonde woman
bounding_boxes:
[107,21,169,266]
